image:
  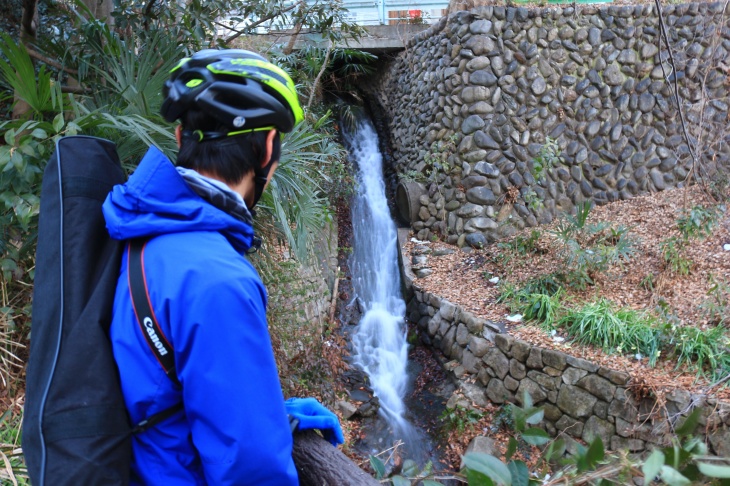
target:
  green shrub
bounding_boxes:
[498,229,542,255]
[559,299,662,365]
[660,237,693,276]
[701,275,730,326]
[676,205,721,240]
[439,404,483,434]
[551,206,636,290]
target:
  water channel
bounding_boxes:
[343,116,450,468]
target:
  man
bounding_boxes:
[102,49,343,485]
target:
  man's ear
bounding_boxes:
[175,125,183,148]
[262,129,277,169]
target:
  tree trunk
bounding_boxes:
[292,430,380,486]
[81,0,114,24]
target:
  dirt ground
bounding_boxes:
[404,184,730,401]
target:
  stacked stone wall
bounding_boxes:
[406,285,730,456]
[371,2,730,246]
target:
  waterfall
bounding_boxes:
[344,118,412,436]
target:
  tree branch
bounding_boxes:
[26,48,79,75]
[307,43,332,110]
[223,3,299,45]
[654,0,701,181]
[61,85,92,94]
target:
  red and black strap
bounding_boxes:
[127,238,179,386]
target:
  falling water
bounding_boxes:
[344,118,416,443]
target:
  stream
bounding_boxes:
[341,116,455,471]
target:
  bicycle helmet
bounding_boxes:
[161,49,304,136]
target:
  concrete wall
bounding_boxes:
[370,2,730,246]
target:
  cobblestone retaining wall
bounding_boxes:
[372,2,730,246]
[406,286,730,455]
[394,222,730,456]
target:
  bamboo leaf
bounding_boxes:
[698,463,730,479]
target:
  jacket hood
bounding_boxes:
[102,146,254,254]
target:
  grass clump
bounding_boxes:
[667,325,730,380]
[558,299,662,366]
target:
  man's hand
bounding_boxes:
[285,397,345,446]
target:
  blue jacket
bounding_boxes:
[102,147,298,485]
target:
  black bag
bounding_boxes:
[23,136,132,485]
[24,136,180,486]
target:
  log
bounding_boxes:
[292,430,380,486]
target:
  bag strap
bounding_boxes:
[127,238,180,386]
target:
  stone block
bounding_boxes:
[511,340,531,362]
[484,347,510,379]
[541,349,568,370]
[527,370,559,391]
[494,333,514,354]
[544,366,562,377]
[504,375,520,391]
[558,385,598,419]
[708,426,730,457]
[463,313,485,334]
[566,355,599,372]
[509,359,527,380]
[544,403,563,422]
[460,382,490,408]
[610,436,645,452]
[428,316,441,336]
[556,414,584,437]
[477,368,491,387]
[486,378,512,404]
[562,367,589,385]
[594,400,609,420]
[577,374,617,402]
[597,367,630,385]
[456,324,470,346]
[462,349,480,374]
[461,436,497,470]
[439,300,458,321]
[526,347,543,369]
[582,416,615,446]
[516,378,548,405]
[468,336,490,357]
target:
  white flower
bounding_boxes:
[489,277,500,284]
[506,314,523,322]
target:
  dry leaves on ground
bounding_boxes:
[405,185,730,400]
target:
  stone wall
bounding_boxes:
[397,228,730,455]
[405,280,730,456]
[371,2,730,246]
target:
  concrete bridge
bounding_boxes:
[260,23,431,54]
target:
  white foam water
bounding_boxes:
[345,119,413,437]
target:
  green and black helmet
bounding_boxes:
[161,49,304,135]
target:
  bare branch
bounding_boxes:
[61,85,92,94]
[307,43,332,110]
[654,0,701,180]
[223,3,299,45]
[26,48,79,75]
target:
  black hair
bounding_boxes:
[176,109,281,185]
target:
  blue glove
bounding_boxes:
[285,397,344,446]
